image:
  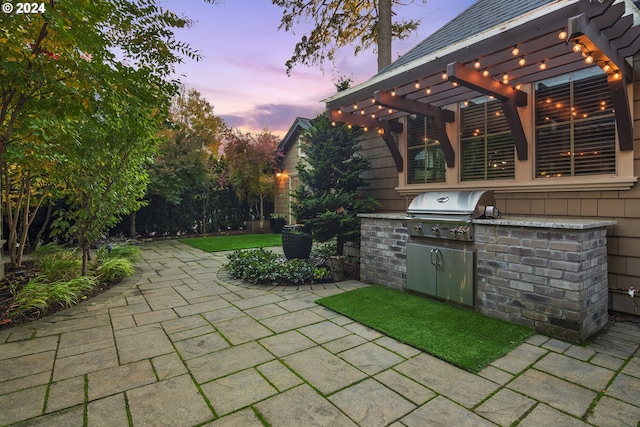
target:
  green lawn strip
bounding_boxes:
[316,285,534,372]
[179,233,282,252]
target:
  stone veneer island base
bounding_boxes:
[359,213,615,342]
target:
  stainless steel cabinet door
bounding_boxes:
[406,242,437,296]
[405,242,475,307]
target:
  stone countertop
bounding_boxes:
[473,216,615,229]
[359,213,615,229]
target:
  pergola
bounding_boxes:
[325,0,640,172]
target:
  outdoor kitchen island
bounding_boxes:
[359,212,615,342]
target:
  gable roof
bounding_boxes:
[277,117,312,153]
[381,0,557,75]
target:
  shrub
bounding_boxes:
[10,276,97,317]
[96,243,142,262]
[226,248,320,285]
[310,241,337,263]
[96,257,135,283]
[35,246,82,282]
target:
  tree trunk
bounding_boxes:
[377,0,392,71]
[129,211,136,238]
[35,203,53,245]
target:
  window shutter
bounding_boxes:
[461,97,515,181]
[535,68,615,178]
[407,116,446,184]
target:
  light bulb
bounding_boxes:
[558,30,567,40]
[518,56,526,66]
[441,72,448,80]
[414,81,420,89]
[482,69,489,77]
[539,61,547,70]
[602,63,611,72]
[425,87,431,95]
[572,43,582,53]
[473,60,481,69]
[512,46,520,56]
[585,54,594,64]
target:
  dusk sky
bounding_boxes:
[163,0,477,136]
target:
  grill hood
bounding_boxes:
[407,190,497,218]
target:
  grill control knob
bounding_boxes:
[431,226,439,234]
[458,227,468,236]
[414,224,423,232]
[449,228,458,236]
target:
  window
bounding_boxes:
[535,68,615,178]
[460,96,515,181]
[297,135,306,158]
[406,115,446,184]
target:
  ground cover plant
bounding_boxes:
[0,243,140,328]
[225,247,330,285]
[180,233,282,252]
[316,285,535,372]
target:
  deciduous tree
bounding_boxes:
[224,130,282,227]
[272,0,424,73]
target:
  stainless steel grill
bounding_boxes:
[405,190,500,307]
[406,190,499,241]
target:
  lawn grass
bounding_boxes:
[179,233,282,252]
[317,285,535,372]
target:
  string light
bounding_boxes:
[511,46,520,56]
[473,59,481,69]
[602,62,612,73]
[452,81,458,87]
[391,90,396,96]
[482,69,489,77]
[584,53,594,64]
[572,43,582,53]
[539,61,547,70]
[558,29,567,40]
[613,71,621,80]
[414,81,420,89]
[371,97,376,104]
[518,56,526,66]
[425,87,432,95]
[502,73,509,83]
[441,71,448,80]
[353,103,358,110]
[360,110,365,115]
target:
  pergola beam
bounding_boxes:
[373,90,455,122]
[568,13,633,82]
[374,90,455,167]
[446,62,527,106]
[447,61,529,160]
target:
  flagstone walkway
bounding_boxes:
[0,239,639,426]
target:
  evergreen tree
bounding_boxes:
[293,116,378,255]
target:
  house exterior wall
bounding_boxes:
[275,137,305,224]
[356,59,640,317]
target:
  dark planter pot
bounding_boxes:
[270,218,286,234]
[282,225,312,259]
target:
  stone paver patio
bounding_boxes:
[0,239,639,426]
